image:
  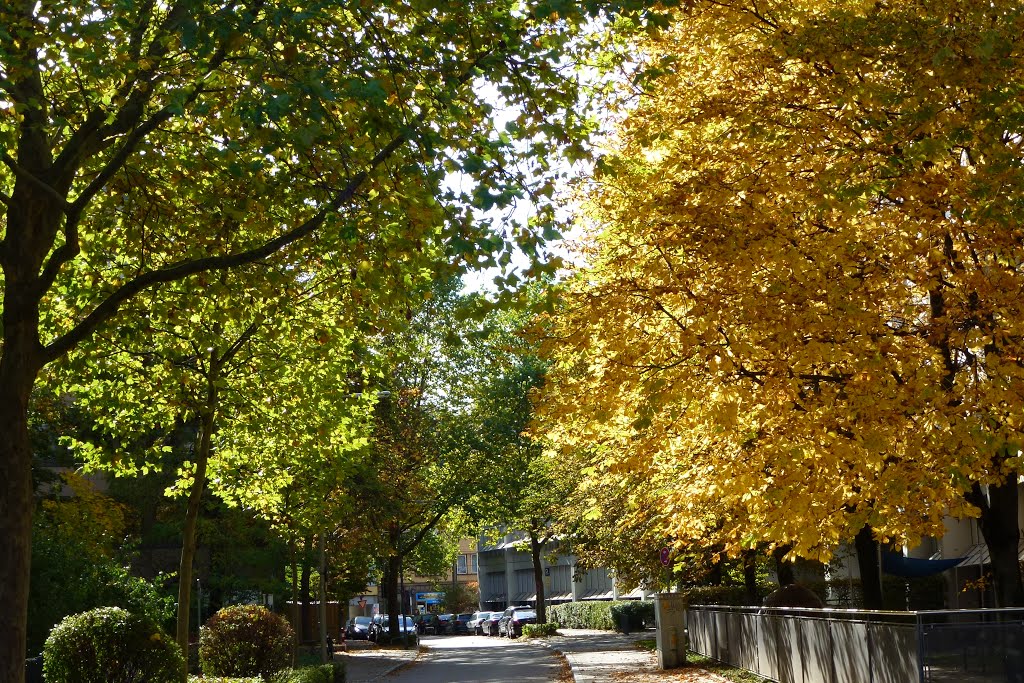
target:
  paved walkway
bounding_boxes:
[340,642,419,683]
[542,629,732,683]
[340,630,733,683]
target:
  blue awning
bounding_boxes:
[882,552,964,578]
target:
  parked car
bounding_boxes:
[482,611,503,636]
[370,614,417,642]
[436,613,454,635]
[498,606,536,639]
[451,613,474,635]
[368,614,387,642]
[346,616,372,640]
[468,611,492,635]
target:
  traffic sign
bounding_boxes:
[660,547,671,566]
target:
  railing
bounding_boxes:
[686,605,1024,683]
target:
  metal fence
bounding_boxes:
[686,606,1024,683]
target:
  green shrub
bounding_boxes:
[199,605,293,680]
[271,662,345,683]
[548,600,658,631]
[29,542,175,655]
[681,585,754,606]
[548,601,615,629]
[43,606,183,683]
[522,623,558,638]
[610,600,654,632]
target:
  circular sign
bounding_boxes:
[660,547,671,566]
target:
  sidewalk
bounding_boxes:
[541,629,731,683]
[340,642,419,683]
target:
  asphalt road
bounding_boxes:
[385,634,565,683]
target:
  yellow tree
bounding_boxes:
[537,0,1024,607]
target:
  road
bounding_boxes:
[385,634,566,683]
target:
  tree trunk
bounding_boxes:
[854,524,883,610]
[968,480,1024,607]
[300,536,313,643]
[743,549,759,605]
[773,545,795,586]
[318,532,328,663]
[386,554,402,638]
[289,536,299,660]
[0,349,43,683]
[706,551,724,585]
[530,532,546,624]
[175,401,216,680]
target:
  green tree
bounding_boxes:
[1,2,671,676]
[465,301,569,623]
[59,271,374,669]
[29,473,173,654]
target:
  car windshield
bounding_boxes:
[514,610,537,619]
[354,617,371,625]
[458,613,473,620]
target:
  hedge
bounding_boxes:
[188,661,344,683]
[680,585,761,606]
[521,623,558,638]
[548,601,614,630]
[609,600,655,632]
[275,662,345,683]
[548,600,657,631]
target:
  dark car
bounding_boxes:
[370,614,417,642]
[498,606,536,639]
[346,616,372,640]
[368,614,387,642]
[451,613,474,635]
[483,611,503,636]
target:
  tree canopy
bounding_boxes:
[536,0,1024,602]
[2,0,675,676]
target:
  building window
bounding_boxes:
[469,553,478,574]
[457,554,468,574]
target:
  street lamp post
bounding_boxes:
[196,578,202,636]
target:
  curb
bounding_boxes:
[375,654,420,680]
[532,637,592,683]
[345,648,422,682]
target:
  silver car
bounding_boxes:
[468,611,492,635]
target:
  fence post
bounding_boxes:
[915,612,925,683]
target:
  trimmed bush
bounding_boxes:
[609,600,654,632]
[522,623,558,638]
[548,601,614,630]
[199,605,293,680]
[43,606,183,683]
[548,600,658,631]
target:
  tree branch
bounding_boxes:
[42,39,495,364]
[1,152,70,211]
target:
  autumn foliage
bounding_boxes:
[537,0,1024,599]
